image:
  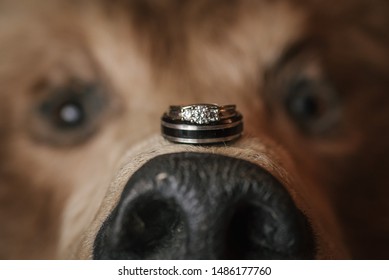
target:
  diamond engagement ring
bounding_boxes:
[168,104,237,124]
[161,104,243,144]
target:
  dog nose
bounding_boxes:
[93,152,315,259]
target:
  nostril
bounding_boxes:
[94,193,186,259]
[117,194,185,258]
[225,202,268,259]
[224,200,313,259]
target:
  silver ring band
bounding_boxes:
[161,104,243,145]
[162,133,242,144]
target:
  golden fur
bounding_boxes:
[0,0,388,259]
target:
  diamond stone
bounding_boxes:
[180,105,220,124]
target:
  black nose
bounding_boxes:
[93,152,315,259]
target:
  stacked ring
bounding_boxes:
[161,104,243,144]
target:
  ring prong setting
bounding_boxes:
[180,105,220,124]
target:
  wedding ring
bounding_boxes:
[161,104,243,144]
[167,104,237,124]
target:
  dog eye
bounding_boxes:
[283,76,340,135]
[264,68,341,137]
[284,77,339,134]
[41,82,103,129]
[35,80,107,145]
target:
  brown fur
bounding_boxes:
[0,0,388,259]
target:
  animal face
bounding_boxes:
[0,0,388,259]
